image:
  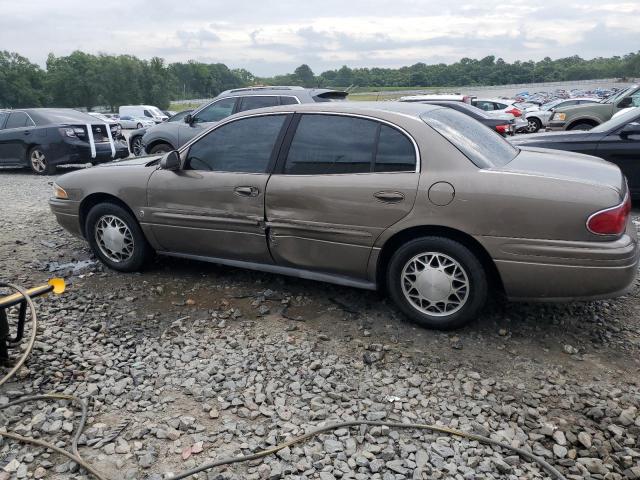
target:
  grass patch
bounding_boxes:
[169,102,206,111]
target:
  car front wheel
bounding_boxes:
[28,146,56,175]
[148,143,172,155]
[387,237,487,330]
[131,136,144,156]
[525,118,541,133]
[86,202,152,272]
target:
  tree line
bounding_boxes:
[1,50,638,110]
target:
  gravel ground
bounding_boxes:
[0,168,639,480]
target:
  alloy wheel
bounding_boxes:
[94,215,135,263]
[30,149,47,173]
[132,137,144,156]
[401,252,470,316]
[526,119,539,133]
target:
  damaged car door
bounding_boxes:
[265,113,420,280]
[146,113,289,262]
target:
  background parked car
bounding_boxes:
[140,86,347,155]
[129,110,192,156]
[399,94,476,103]
[119,105,168,124]
[0,108,128,174]
[119,115,156,129]
[511,107,640,197]
[523,98,599,133]
[471,98,530,132]
[87,112,121,126]
[50,102,637,329]
[401,99,516,135]
[549,85,640,130]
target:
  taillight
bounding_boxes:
[506,108,522,117]
[495,125,509,134]
[587,194,632,235]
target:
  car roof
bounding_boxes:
[218,86,346,98]
[225,101,442,120]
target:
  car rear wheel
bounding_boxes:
[525,118,541,133]
[86,202,152,272]
[568,122,596,131]
[148,143,172,155]
[386,237,487,330]
[28,146,55,175]
[131,136,144,156]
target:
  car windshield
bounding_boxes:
[421,108,519,168]
[591,107,640,133]
[601,86,635,104]
[541,99,562,111]
[150,107,164,117]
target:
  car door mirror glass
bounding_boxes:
[617,98,632,108]
[184,114,193,124]
[620,122,640,138]
[159,150,181,171]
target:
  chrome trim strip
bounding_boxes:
[151,211,260,226]
[160,252,377,290]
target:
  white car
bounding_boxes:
[119,105,168,123]
[523,98,599,133]
[472,98,531,132]
[118,115,156,129]
[399,94,476,104]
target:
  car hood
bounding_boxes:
[96,156,162,168]
[498,147,625,195]
[509,130,595,145]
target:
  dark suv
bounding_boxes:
[140,86,347,155]
[0,108,128,175]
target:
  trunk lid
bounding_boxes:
[500,147,626,197]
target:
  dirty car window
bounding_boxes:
[421,109,518,168]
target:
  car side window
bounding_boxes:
[194,98,236,123]
[237,96,280,112]
[475,101,493,111]
[185,114,286,173]
[279,96,299,106]
[0,112,8,129]
[495,103,508,110]
[284,115,378,175]
[375,125,416,172]
[5,112,31,129]
[143,110,152,117]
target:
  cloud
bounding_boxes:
[0,0,638,76]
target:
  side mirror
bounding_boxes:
[184,114,193,124]
[159,151,181,171]
[620,122,640,138]
[617,97,632,109]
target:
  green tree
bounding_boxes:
[0,51,46,108]
[294,64,315,87]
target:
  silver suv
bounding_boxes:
[140,86,347,155]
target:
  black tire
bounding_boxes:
[130,136,144,156]
[136,123,143,129]
[85,202,152,272]
[568,122,596,131]
[525,117,541,133]
[28,146,56,175]
[148,143,172,155]
[386,237,487,330]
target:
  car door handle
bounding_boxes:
[374,191,405,203]
[234,186,259,197]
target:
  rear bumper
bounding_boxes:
[479,225,639,301]
[49,199,83,238]
[50,140,129,166]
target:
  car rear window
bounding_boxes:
[421,109,518,168]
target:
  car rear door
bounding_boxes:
[264,113,420,280]
[596,119,640,196]
[0,112,34,165]
[147,113,289,262]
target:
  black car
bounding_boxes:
[511,107,640,197]
[0,108,129,175]
[410,100,516,135]
[128,109,192,157]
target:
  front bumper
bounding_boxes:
[49,199,83,238]
[547,121,566,131]
[479,223,639,301]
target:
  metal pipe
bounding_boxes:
[0,278,65,309]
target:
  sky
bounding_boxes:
[1,0,639,76]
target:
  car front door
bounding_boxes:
[146,113,289,262]
[0,112,34,165]
[596,119,640,196]
[0,112,10,164]
[177,97,238,147]
[264,113,420,280]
